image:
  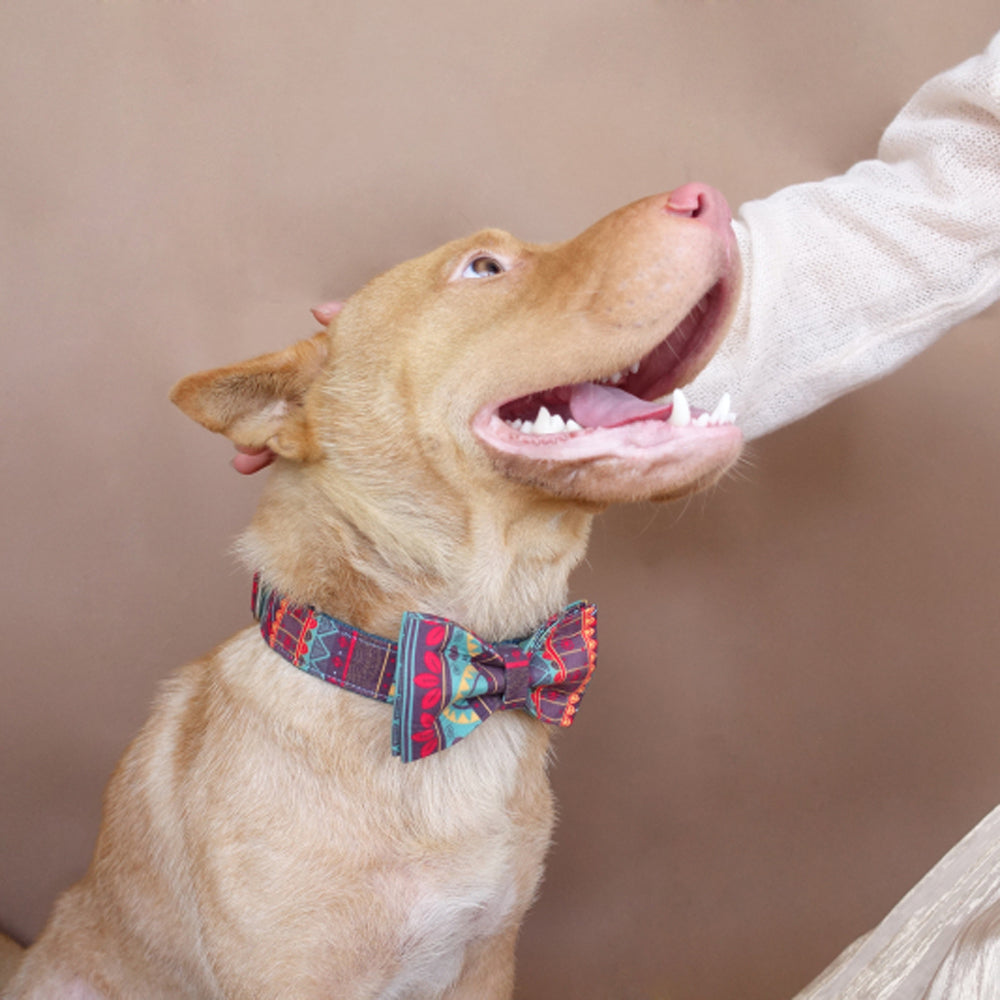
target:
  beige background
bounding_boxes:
[3,3,1000,998]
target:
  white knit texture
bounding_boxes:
[690,30,1000,441]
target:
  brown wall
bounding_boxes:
[3,3,1000,998]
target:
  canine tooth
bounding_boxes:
[565,419,583,432]
[710,393,731,425]
[629,362,640,374]
[668,388,691,427]
[532,408,567,435]
[534,406,555,433]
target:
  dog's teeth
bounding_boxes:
[531,407,569,435]
[510,419,523,430]
[694,413,710,427]
[534,406,555,433]
[565,419,583,432]
[629,362,640,374]
[710,393,731,425]
[668,388,691,427]
[599,368,630,386]
[521,420,535,434]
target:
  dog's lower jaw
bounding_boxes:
[474,407,742,506]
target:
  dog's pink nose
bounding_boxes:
[664,183,732,238]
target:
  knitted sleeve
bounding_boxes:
[689,31,1000,441]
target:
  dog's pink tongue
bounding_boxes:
[568,382,672,428]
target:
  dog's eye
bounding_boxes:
[461,255,506,279]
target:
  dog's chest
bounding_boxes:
[379,867,518,998]
[369,721,547,997]
[215,650,552,996]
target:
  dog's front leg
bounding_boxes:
[439,926,518,1000]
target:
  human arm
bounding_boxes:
[690,30,1000,440]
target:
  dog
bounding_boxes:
[5,184,741,999]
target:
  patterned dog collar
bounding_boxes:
[252,575,598,762]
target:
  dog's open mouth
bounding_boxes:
[502,282,732,431]
[474,278,737,444]
[470,276,742,502]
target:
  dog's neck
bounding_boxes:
[238,462,596,642]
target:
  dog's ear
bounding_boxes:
[170,331,330,463]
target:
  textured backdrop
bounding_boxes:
[2,3,1000,998]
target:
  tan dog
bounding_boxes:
[6,185,741,1000]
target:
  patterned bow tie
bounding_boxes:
[252,575,598,763]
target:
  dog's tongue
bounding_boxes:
[568,381,673,428]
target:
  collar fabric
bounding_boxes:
[252,575,598,762]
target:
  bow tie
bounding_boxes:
[252,576,598,763]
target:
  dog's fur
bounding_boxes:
[5,191,740,999]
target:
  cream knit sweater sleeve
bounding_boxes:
[689,31,1000,441]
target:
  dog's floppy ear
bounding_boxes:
[170,331,330,463]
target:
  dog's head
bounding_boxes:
[171,187,742,629]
